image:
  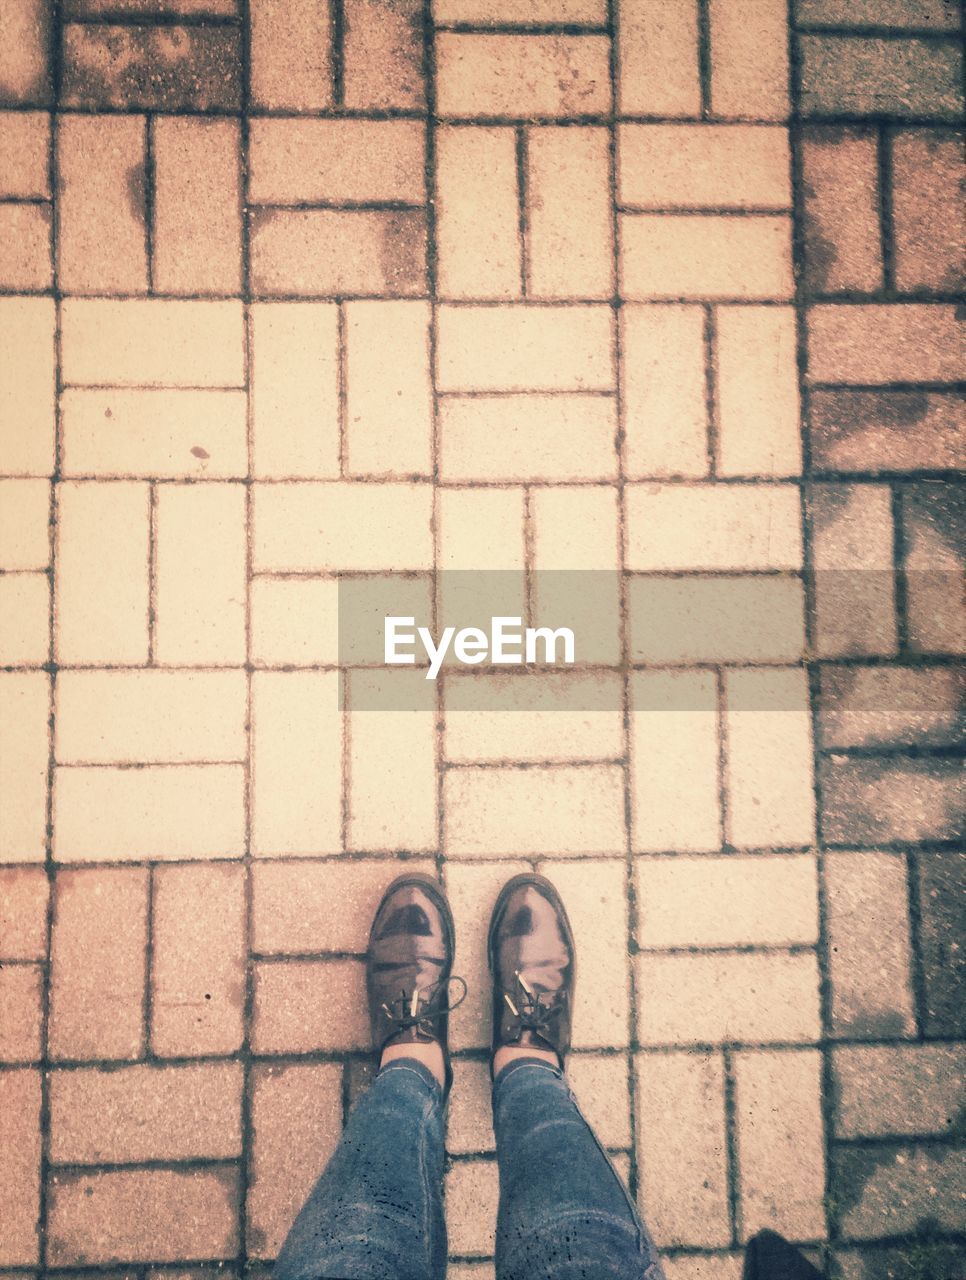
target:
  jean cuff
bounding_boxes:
[492,1055,564,1092]
[377,1055,444,1100]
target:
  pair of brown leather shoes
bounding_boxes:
[367,872,575,1090]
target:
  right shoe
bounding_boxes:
[487,872,576,1070]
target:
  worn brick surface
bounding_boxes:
[435,126,519,300]
[0,867,49,960]
[807,303,964,384]
[817,665,964,751]
[0,111,48,197]
[832,1143,966,1241]
[821,757,964,845]
[620,125,791,210]
[916,851,966,1038]
[801,126,882,295]
[0,1070,41,1265]
[809,389,966,473]
[0,963,43,1062]
[617,0,698,116]
[892,128,965,293]
[833,1043,966,1139]
[716,305,801,477]
[620,304,706,478]
[0,672,50,863]
[446,1160,500,1259]
[0,297,55,474]
[797,0,960,26]
[0,202,51,290]
[527,126,613,299]
[900,481,965,654]
[710,0,789,120]
[252,958,369,1052]
[799,35,963,120]
[436,34,611,118]
[0,0,50,106]
[344,0,423,110]
[250,0,331,109]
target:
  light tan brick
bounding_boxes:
[437,304,614,391]
[621,303,707,478]
[724,668,815,848]
[436,125,520,299]
[0,202,51,289]
[709,0,790,121]
[536,858,630,1048]
[0,297,55,475]
[154,483,247,664]
[619,124,791,209]
[527,126,613,299]
[153,116,242,295]
[50,1062,243,1163]
[636,951,821,1045]
[0,866,48,960]
[626,483,802,571]
[715,305,801,477]
[252,958,368,1051]
[0,477,49,569]
[345,300,432,478]
[436,33,611,118]
[620,214,794,300]
[254,481,433,572]
[152,862,246,1057]
[568,1053,633,1149]
[734,1049,826,1240]
[249,118,424,204]
[618,0,700,117]
[0,964,42,1062]
[252,671,342,856]
[439,485,525,570]
[55,765,245,862]
[0,1070,41,1265]
[61,388,248,479]
[436,0,606,18]
[806,303,963,384]
[61,299,245,388]
[662,1259,744,1280]
[251,576,339,666]
[635,1051,729,1247]
[56,670,247,764]
[448,1058,495,1154]
[250,0,332,109]
[47,1168,239,1265]
[251,302,339,479]
[344,0,424,110]
[0,111,49,198]
[0,672,49,863]
[636,854,819,948]
[49,866,147,1061]
[630,670,719,853]
[445,764,626,857]
[56,114,146,294]
[247,1062,343,1258]
[445,1160,499,1258]
[833,1044,966,1139]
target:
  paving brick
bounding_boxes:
[817,665,964,750]
[619,125,791,210]
[825,850,916,1039]
[47,1167,239,1264]
[151,861,246,1057]
[809,482,897,658]
[799,35,963,120]
[50,1062,243,1163]
[796,0,960,27]
[344,0,424,110]
[832,1142,965,1241]
[916,850,965,1037]
[901,481,965,654]
[636,951,821,1045]
[448,1058,495,1154]
[801,127,882,295]
[626,483,802,571]
[435,126,520,300]
[527,126,613,299]
[252,958,368,1051]
[250,577,339,667]
[715,305,801,477]
[435,34,611,118]
[444,765,626,858]
[635,1050,730,1247]
[250,302,339,479]
[61,388,248,479]
[0,203,50,290]
[709,0,790,121]
[806,303,963,384]
[662,1259,744,1280]
[809,389,966,473]
[0,296,55,475]
[437,0,606,17]
[569,1053,633,1149]
[346,300,432,477]
[48,866,147,1061]
[0,0,50,106]
[56,670,246,764]
[536,858,630,1048]
[61,299,245,388]
[448,1264,497,1280]
[0,866,48,960]
[620,303,707,478]
[437,303,614,392]
[0,1070,41,1265]
[0,573,49,665]
[620,214,794,300]
[155,483,247,664]
[249,119,425,205]
[252,671,342,857]
[62,23,241,110]
[637,854,819,949]
[734,1049,826,1242]
[64,0,238,13]
[153,116,241,295]
[892,128,964,293]
[833,1044,966,1139]
[630,670,720,853]
[617,0,700,117]
[0,478,48,569]
[0,672,50,864]
[247,1062,343,1259]
[250,208,428,297]
[821,757,964,845]
[250,0,331,109]
[54,765,246,862]
[0,964,42,1062]
[445,1160,499,1259]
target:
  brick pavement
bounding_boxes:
[0,0,964,1275]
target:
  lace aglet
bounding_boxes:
[504,992,519,1017]
[410,988,420,1017]
[516,971,534,997]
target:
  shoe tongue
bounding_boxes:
[380,903,431,938]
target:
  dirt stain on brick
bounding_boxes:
[379,211,427,296]
[126,159,147,228]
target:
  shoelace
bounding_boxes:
[380,975,468,1040]
[503,970,565,1042]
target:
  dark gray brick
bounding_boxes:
[817,665,965,750]
[797,0,962,30]
[820,757,965,844]
[833,1142,966,1240]
[809,390,966,474]
[900,482,965,655]
[916,850,966,1037]
[834,1241,966,1280]
[799,35,964,119]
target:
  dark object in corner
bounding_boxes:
[743,1230,824,1280]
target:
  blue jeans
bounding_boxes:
[274,1056,665,1280]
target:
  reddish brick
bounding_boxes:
[821,757,964,845]
[0,867,49,960]
[65,0,237,12]
[901,480,965,654]
[892,129,965,293]
[808,304,963,384]
[799,35,963,121]
[797,0,960,28]
[0,672,49,865]
[344,0,424,110]
[151,862,246,1057]
[809,389,966,473]
[0,0,51,105]
[0,204,50,290]
[0,1070,41,1265]
[0,964,43,1062]
[710,0,789,121]
[252,959,369,1052]
[0,110,49,197]
[436,34,612,118]
[802,126,882,294]
[48,866,148,1062]
[250,0,332,109]
[917,850,965,1037]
